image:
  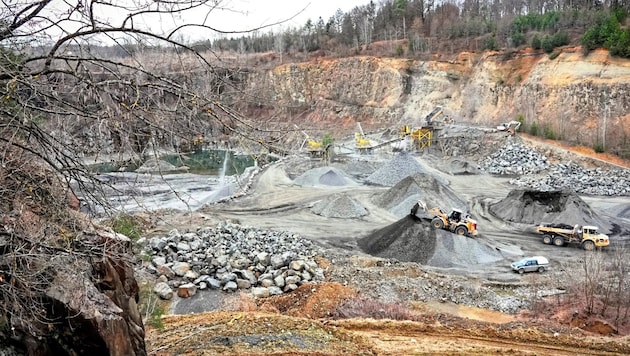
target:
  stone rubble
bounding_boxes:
[480,141,550,175]
[480,140,630,196]
[509,162,630,196]
[365,152,430,186]
[143,221,326,299]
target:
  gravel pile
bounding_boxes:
[358,216,503,267]
[480,141,549,175]
[293,167,356,187]
[489,189,612,233]
[372,174,466,219]
[509,162,630,196]
[311,194,368,218]
[365,152,430,186]
[142,221,325,299]
[335,159,381,180]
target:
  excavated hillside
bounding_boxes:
[240,48,630,156]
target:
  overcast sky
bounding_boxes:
[151,0,372,41]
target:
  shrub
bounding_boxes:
[552,31,569,47]
[543,126,556,140]
[331,297,417,321]
[593,143,605,153]
[531,34,542,50]
[484,36,498,51]
[322,134,334,147]
[139,283,165,330]
[541,35,554,53]
[511,32,526,47]
[110,214,143,241]
[529,122,539,136]
[548,51,560,59]
[395,44,404,56]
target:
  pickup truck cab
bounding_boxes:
[511,256,549,274]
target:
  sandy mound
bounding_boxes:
[256,165,293,191]
[490,189,612,233]
[358,216,503,267]
[365,152,430,186]
[311,194,368,218]
[293,167,356,187]
[373,174,466,219]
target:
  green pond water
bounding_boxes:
[89,150,261,175]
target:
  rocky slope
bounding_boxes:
[239,48,630,156]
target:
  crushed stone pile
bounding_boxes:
[489,189,612,233]
[143,221,326,300]
[334,159,381,180]
[480,140,549,175]
[509,162,630,196]
[365,152,431,186]
[293,167,356,187]
[372,174,466,219]
[311,193,368,218]
[358,216,503,268]
[319,170,348,186]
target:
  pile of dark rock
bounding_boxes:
[510,162,630,196]
[142,221,326,299]
[480,141,549,175]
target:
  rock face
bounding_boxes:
[0,227,146,356]
[240,51,630,155]
[0,152,145,356]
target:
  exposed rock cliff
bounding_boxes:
[240,48,629,156]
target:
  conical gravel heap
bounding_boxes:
[372,173,466,218]
[293,167,356,187]
[311,194,368,218]
[358,216,503,268]
[365,152,430,186]
[490,189,612,233]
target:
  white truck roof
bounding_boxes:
[532,256,549,264]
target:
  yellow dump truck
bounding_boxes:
[535,223,609,251]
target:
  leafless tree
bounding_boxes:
[0,0,292,351]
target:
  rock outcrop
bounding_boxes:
[240,50,630,156]
[0,152,145,355]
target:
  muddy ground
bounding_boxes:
[143,131,630,355]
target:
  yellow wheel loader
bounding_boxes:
[411,201,478,237]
